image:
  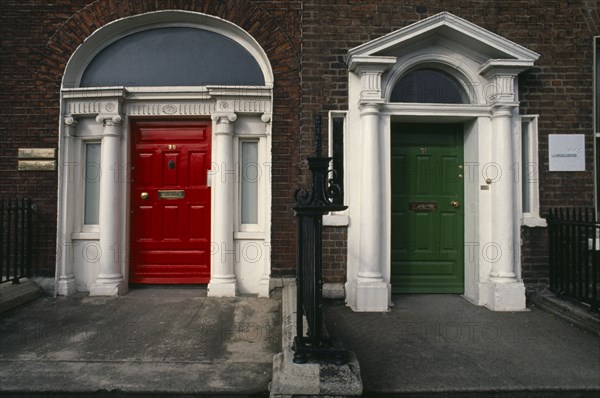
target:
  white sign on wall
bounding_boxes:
[548,134,585,171]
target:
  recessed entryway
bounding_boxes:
[391,123,464,293]
[130,121,212,284]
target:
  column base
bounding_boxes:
[89,275,125,296]
[208,279,237,297]
[57,276,76,296]
[258,276,270,298]
[481,280,526,311]
[349,279,389,312]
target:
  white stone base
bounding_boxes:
[57,277,76,296]
[258,277,270,298]
[207,280,237,297]
[89,280,125,296]
[323,282,345,299]
[350,279,389,312]
[270,284,362,398]
[482,281,527,311]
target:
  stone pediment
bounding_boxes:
[347,12,540,105]
[347,12,539,67]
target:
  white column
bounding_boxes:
[490,106,518,281]
[57,116,78,295]
[484,104,526,311]
[90,114,124,296]
[258,112,272,298]
[352,103,389,311]
[346,57,395,312]
[208,113,238,297]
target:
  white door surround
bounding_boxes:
[345,12,540,311]
[55,11,273,298]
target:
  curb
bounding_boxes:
[529,292,600,337]
[0,280,43,314]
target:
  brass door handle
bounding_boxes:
[451,200,460,208]
[141,192,149,200]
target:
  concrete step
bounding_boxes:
[0,279,43,314]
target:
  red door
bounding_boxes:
[130,121,211,284]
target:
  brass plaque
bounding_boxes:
[18,148,56,159]
[158,190,185,199]
[409,201,438,212]
[18,160,56,171]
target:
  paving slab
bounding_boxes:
[0,287,281,397]
[325,294,600,397]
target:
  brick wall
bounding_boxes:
[2,0,599,286]
[322,226,347,283]
[0,0,302,278]
[302,0,600,285]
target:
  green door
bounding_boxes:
[391,123,464,293]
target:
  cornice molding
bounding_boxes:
[63,88,272,118]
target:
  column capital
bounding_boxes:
[212,112,237,136]
[96,114,123,137]
[96,114,123,126]
[479,59,535,105]
[485,74,518,104]
[63,116,78,137]
[64,116,78,127]
[349,55,396,103]
[211,112,237,123]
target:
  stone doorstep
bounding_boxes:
[0,279,43,314]
[269,284,363,398]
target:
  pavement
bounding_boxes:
[1,284,599,397]
[324,294,600,397]
[0,287,281,397]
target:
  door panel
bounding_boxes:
[391,123,464,293]
[130,121,211,284]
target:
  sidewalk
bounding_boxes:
[0,287,281,397]
[2,287,599,397]
[325,294,600,397]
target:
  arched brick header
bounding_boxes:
[37,0,299,86]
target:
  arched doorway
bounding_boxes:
[345,12,540,311]
[56,11,273,298]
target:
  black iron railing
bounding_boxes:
[0,198,34,284]
[292,116,348,364]
[547,208,599,312]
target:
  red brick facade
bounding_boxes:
[1,0,599,286]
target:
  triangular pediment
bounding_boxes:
[347,12,539,64]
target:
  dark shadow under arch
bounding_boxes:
[390,68,468,104]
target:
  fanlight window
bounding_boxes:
[390,68,468,104]
[80,27,265,87]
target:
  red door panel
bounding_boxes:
[130,121,211,284]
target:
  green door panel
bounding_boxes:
[391,123,464,293]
